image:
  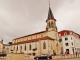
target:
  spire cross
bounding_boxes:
[49,0,50,7]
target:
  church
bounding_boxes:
[9,6,62,56]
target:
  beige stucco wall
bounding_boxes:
[0,42,3,52]
[10,39,61,56]
[3,45,10,53]
[6,53,24,60]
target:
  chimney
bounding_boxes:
[1,39,3,43]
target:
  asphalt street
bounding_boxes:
[1,58,80,60]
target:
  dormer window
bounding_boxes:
[70,31,72,34]
[64,32,67,35]
[59,33,61,36]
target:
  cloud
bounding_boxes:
[0,0,80,44]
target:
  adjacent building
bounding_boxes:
[58,30,80,54]
[3,44,10,53]
[0,40,3,52]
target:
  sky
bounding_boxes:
[0,0,80,44]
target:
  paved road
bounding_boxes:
[1,58,80,60]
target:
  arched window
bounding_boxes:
[41,34,43,37]
[31,36,32,39]
[20,45,22,50]
[35,43,37,49]
[36,35,37,38]
[25,44,26,51]
[14,46,15,51]
[48,22,50,28]
[51,21,53,27]
[29,44,31,50]
[51,44,53,50]
[27,37,28,40]
[17,45,18,51]
[43,41,46,49]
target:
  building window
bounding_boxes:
[71,42,73,45]
[43,41,46,49]
[31,36,32,39]
[25,44,26,51]
[17,45,18,51]
[29,44,31,50]
[65,43,69,46]
[20,39,21,42]
[27,37,28,40]
[65,38,68,40]
[59,33,61,36]
[35,43,37,49]
[64,32,67,35]
[59,39,62,42]
[14,46,15,51]
[36,35,37,38]
[51,21,53,27]
[3,46,5,49]
[20,45,22,50]
[48,22,51,28]
[51,44,53,50]
[41,34,43,37]
[70,32,72,34]
[71,37,72,40]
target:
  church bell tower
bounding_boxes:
[46,7,57,32]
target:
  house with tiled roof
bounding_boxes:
[58,30,80,54]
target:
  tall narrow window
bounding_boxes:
[51,21,53,27]
[20,45,22,50]
[23,38,24,41]
[41,34,43,37]
[27,37,28,40]
[71,37,72,40]
[25,44,26,51]
[43,41,46,49]
[29,44,31,50]
[71,42,73,45]
[49,22,50,28]
[35,43,37,49]
[14,46,15,51]
[36,35,37,38]
[31,36,32,39]
[51,44,53,50]
[17,45,18,51]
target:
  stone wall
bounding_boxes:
[52,54,80,59]
[6,53,24,60]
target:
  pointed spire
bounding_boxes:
[46,0,56,22]
[47,7,54,20]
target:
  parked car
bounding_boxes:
[34,54,52,60]
[0,52,7,57]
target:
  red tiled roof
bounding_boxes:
[58,30,80,38]
[58,30,72,33]
[13,31,46,40]
[11,36,54,45]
